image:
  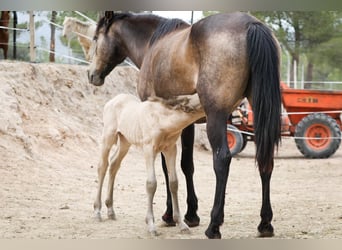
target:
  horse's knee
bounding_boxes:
[146,180,157,194]
[169,179,178,193]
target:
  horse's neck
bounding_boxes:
[121,17,161,68]
[74,21,92,37]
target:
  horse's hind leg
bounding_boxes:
[258,169,274,237]
[163,145,190,234]
[204,111,232,239]
[105,136,130,220]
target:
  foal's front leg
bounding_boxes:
[105,137,130,220]
[94,134,116,221]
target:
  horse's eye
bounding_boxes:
[93,36,98,41]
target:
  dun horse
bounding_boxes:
[88,11,282,239]
[94,93,204,235]
[0,11,10,59]
[62,17,96,61]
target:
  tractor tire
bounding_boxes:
[226,124,244,156]
[294,113,341,158]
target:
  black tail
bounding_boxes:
[246,22,282,173]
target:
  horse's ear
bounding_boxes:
[104,11,114,21]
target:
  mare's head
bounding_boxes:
[88,11,131,86]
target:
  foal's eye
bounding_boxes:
[93,36,98,41]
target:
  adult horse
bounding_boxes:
[0,11,10,59]
[88,11,282,239]
[62,17,96,61]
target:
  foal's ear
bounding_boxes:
[104,11,114,21]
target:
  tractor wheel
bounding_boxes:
[294,113,341,158]
[226,124,244,156]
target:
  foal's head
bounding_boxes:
[62,17,75,39]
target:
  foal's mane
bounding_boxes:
[149,18,190,46]
[148,95,202,113]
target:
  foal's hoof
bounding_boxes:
[184,214,200,227]
[205,225,221,239]
[149,229,161,237]
[257,223,274,237]
[180,225,191,234]
[162,213,176,227]
[94,212,102,222]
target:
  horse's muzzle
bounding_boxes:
[87,70,104,86]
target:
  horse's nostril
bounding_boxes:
[87,70,93,83]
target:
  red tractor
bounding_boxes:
[227,83,342,158]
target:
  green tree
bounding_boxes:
[252,11,342,87]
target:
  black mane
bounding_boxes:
[96,12,132,36]
[149,18,190,46]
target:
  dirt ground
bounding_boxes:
[0,62,341,239]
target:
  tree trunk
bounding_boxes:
[305,62,313,89]
[290,54,299,88]
[49,11,57,62]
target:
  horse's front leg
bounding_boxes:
[258,170,274,237]
[204,111,232,239]
[161,124,200,227]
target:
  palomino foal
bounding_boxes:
[94,93,205,236]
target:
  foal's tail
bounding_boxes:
[246,21,282,173]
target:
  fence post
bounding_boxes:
[29,11,36,62]
[13,11,17,59]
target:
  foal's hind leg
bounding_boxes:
[161,124,200,227]
[163,145,190,234]
[143,147,158,236]
[105,136,130,220]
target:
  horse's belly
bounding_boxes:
[153,62,198,98]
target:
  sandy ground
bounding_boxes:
[0,61,341,239]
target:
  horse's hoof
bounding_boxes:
[107,213,116,220]
[257,223,274,237]
[184,214,200,227]
[205,226,221,239]
[162,213,176,227]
